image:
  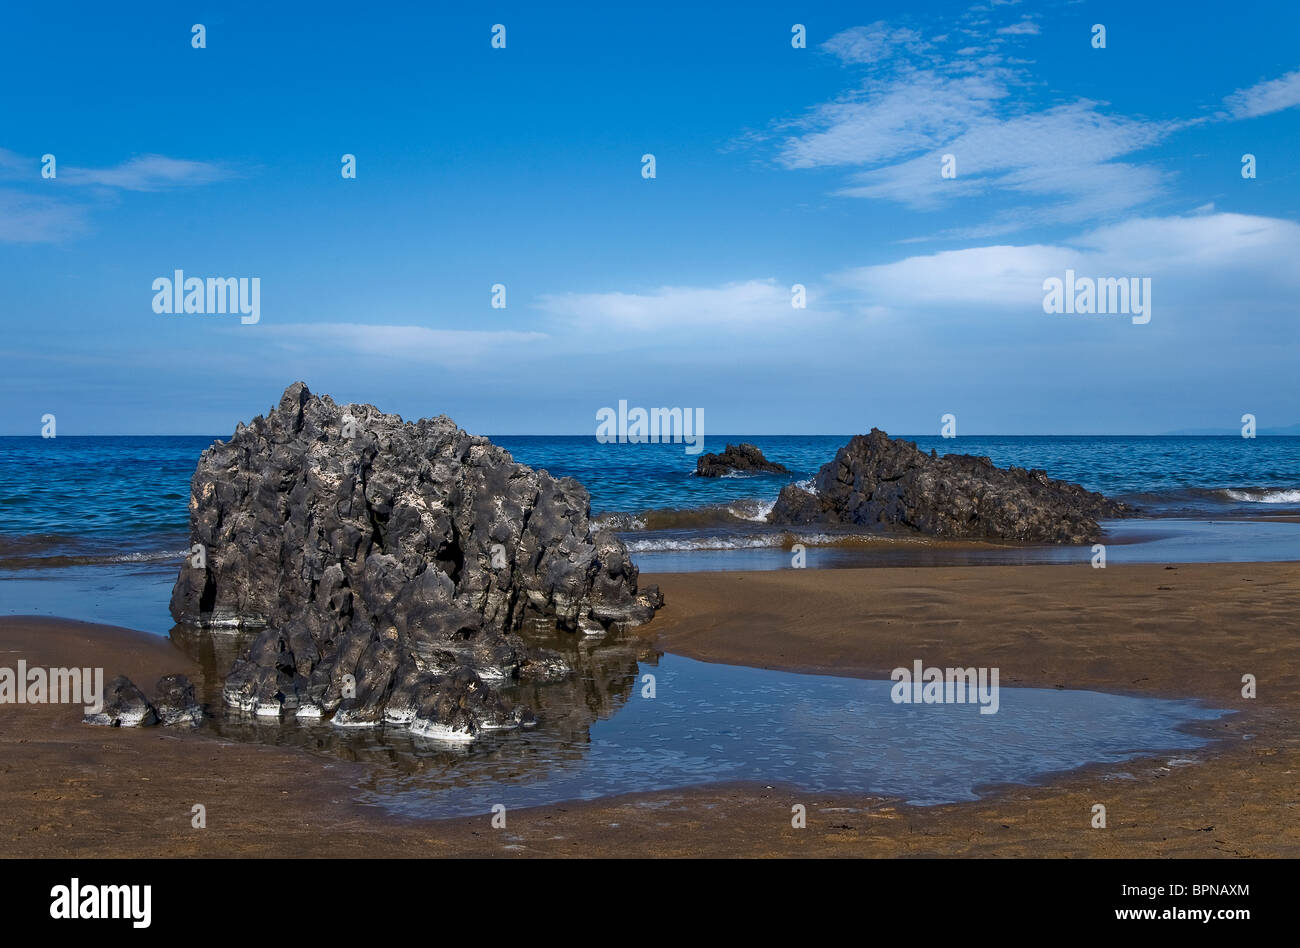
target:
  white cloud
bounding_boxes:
[537,279,803,331]
[261,324,548,367]
[779,70,1009,170]
[831,102,1174,219]
[60,154,231,191]
[534,214,1300,343]
[833,212,1300,313]
[996,18,1039,35]
[836,242,1067,308]
[822,22,928,64]
[776,22,1176,229]
[0,147,232,241]
[1224,67,1300,118]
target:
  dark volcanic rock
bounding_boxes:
[769,428,1130,543]
[84,676,158,727]
[170,382,661,736]
[154,674,203,727]
[694,443,790,478]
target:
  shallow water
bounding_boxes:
[0,562,179,634]
[0,560,1234,817]
[630,518,1300,572]
[314,655,1228,816]
[150,625,1233,817]
[4,515,1299,635]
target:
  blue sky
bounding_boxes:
[2,0,1298,435]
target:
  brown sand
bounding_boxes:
[1,561,1297,857]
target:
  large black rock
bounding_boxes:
[169,382,662,737]
[769,428,1130,543]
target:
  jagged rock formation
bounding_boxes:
[769,428,1130,543]
[694,443,789,478]
[169,382,662,738]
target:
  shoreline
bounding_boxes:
[1,560,1297,857]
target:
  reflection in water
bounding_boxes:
[170,625,1230,817]
[169,622,657,776]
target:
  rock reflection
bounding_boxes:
[169,625,1232,820]
[168,622,661,783]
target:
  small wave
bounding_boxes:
[623,534,785,553]
[105,549,189,563]
[598,492,807,532]
[623,531,919,553]
[726,498,776,522]
[596,503,778,532]
[1221,488,1300,504]
[0,546,186,571]
[592,512,648,531]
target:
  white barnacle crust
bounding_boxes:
[410,717,477,743]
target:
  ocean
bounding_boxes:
[2,433,1299,633]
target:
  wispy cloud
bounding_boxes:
[0,189,91,243]
[781,12,1300,241]
[60,154,231,191]
[771,15,1179,232]
[0,147,232,242]
[821,22,929,65]
[537,279,806,332]
[260,323,548,367]
[996,18,1039,36]
[833,102,1173,215]
[833,212,1300,317]
[1224,67,1300,118]
[778,70,1010,170]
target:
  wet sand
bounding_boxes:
[1,560,1297,857]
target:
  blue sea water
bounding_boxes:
[498,434,1300,517]
[1,433,1298,632]
[3,433,1299,540]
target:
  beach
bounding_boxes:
[3,560,1296,858]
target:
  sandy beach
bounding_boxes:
[2,560,1296,858]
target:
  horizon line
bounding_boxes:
[3,432,1296,439]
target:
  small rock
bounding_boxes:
[154,673,203,726]
[694,443,790,478]
[84,676,158,727]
